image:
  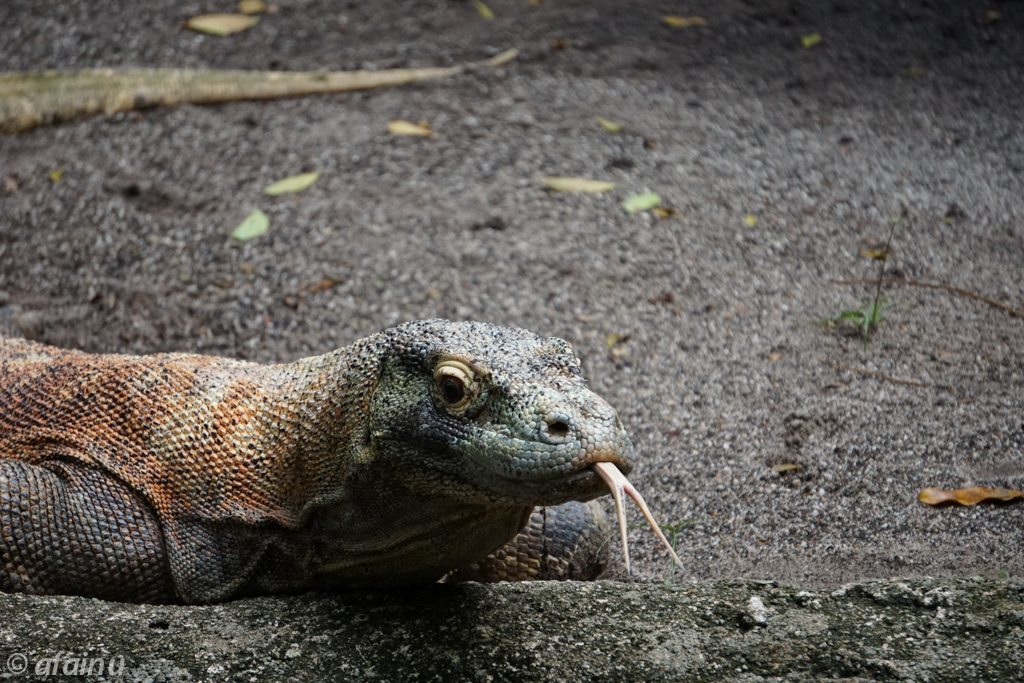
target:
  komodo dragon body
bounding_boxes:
[0,320,633,604]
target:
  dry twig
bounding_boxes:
[818,358,955,393]
[832,278,1024,319]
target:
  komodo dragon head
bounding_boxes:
[350,320,680,577]
[366,320,634,508]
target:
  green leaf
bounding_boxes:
[596,116,623,133]
[264,171,322,196]
[471,0,494,20]
[834,310,863,324]
[622,192,662,214]
[388,120,433,136]
[801,33,822,49]
[231,209,269,241]
[542,177,616,193]
[185,14,259,36]
[237,0,267,15]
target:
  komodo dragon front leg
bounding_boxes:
[0,320,678,604]
[0,459,177,602]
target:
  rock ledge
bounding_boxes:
[2,577,1022,682]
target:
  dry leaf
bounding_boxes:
[769,352,782,362]
[237,0,267,14]
[388,120,433,137]
[649,292,674,305]
[801,33,822,49]
[919,487,1024,507]
[596,116,623,133]
[744,214,758,227]
[48,168,63,183]
[663,16,708,28]
[185,14,259,36]
[550,37,570,51]
[239,263,256,274]
[772,463,802,473]
[652,207,680,219]
[542,177,616,193]
[604,333,630,349]
[471,0,494,20]
[231,209,269,241]
[486,48,519,67]
[264,171,321,196]
[3,175,17,194]
[622,192,661,214]
[860,248,890,260]
[307,277,342,293]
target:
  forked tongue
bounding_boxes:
[592,461,684,575]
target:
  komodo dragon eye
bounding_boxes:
[433,361,476,411]
[441,377,463,403]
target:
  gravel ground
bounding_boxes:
[1,0,1022,589]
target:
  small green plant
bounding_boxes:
[827,296,891,350]
[621,518,695,584]
[822,211,903,349]
[657,520,696,585]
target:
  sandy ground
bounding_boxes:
[1,0,1022,589]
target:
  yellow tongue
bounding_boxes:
[591,462,685,575]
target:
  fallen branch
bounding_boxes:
[832,278,1024,319]
[818,358,955,393]
[0,49,518,135]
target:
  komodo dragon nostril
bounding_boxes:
[545,419,570,438]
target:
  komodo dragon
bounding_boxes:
[0,319,679,604]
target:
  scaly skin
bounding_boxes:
[0,320,632,604]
